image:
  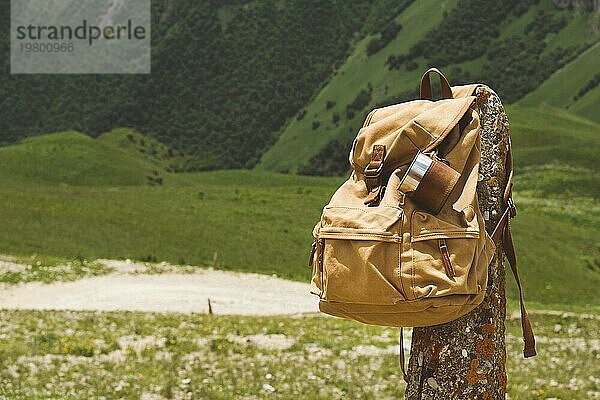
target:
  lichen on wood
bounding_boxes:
[405,86,511,400]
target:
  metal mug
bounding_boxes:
[399,152,460,214]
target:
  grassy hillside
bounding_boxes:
[97,128,213,173]
[519,42,600,122]
[509,105,600,198]
[0,131,159,187]
[260,0,599,174]
[0,113,599,310]
[0,129,199,187]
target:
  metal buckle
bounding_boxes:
[507,197,517,218]
[438,238,448,252]
[364,161,383,178]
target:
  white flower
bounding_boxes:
[262,383,276,393]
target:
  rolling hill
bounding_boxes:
[0,131,158,187]
[0,129,199,187]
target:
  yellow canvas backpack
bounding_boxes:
[309,68,536,368]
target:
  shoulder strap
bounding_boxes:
[491,139,537,358]
[399,328,409,382]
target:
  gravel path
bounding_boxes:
[0,261,319,315]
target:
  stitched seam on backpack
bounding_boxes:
[411,243,416,300]
[411,232,479,241]
[318,234,400,242]
[363,109,378,127]
[413,121,436,141]
[398,238,406,298]
[404,131,422,152]
[408,210,415,301]
[424,98,476,152]
[324,205,403,212]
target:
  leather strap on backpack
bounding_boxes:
[491,139,537,358]
[364,145,387,206]
[399,328,409,382]
[420,68,453,100]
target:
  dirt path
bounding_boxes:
[0,260,318,315]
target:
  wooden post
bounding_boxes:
[405,87,511,399]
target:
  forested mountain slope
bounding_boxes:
[259,0,600,174]
[0,0,413,169]
[0,0,597,172]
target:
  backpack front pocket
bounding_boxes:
[319,229,406,305]
[406,209,488,299]
[410,235,481,298]
[313,205,407,305]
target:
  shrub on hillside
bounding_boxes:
[346,87,373,120]
[385,54,407,70]
[366,21,402,56]
[332,112,340,124]
[297,139,352,176]
[574,72,600,100]
[297,109,307,121]
[405,60,418,71]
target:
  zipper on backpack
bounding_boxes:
[309,239,325,268]
[438,239,455,278]
[308,239,325,297]
[309,240,317,267]
[318,239,325,294]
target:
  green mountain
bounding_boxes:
[259,0,600,174]
[0,0,410,169]
[0,0,597,171]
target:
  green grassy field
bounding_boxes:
[0,168,336,278]
[1,107,598,311]
[0,310,597,399]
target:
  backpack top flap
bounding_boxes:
[350,96,476,176]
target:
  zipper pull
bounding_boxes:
[309,240,317,267]
[438,239,455,278]
[318,239,324,268]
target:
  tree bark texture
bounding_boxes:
[405,86,512,400]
